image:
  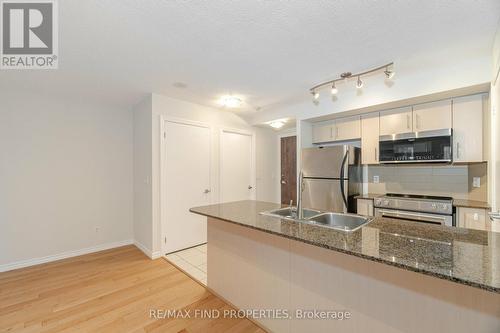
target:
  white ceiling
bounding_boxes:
[1,0,499,114]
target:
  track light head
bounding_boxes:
[331,83,338,95]
[311,91,320,105]
[384,67,395,79]
[356,76,363,89]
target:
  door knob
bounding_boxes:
[248,185,253,190]
[203,189,211,194]
[281,180,286,184]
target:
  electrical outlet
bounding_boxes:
[95,227,100,233]
[373,175,380,184]
[473,177,481,188]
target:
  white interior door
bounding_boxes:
[164,120,211,253]
[220,130,254,202]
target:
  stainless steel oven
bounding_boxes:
[379,129,452,164]
[374,194,453,227]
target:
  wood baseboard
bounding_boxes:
[0,239,134,272]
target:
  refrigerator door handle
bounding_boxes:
[339,150,349,211]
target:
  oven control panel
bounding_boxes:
[374,197,453,215]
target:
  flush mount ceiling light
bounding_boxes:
[219,95,243,108]
[310,62,394,103]
[268,119,287,129]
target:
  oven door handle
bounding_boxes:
[376,209,448,224]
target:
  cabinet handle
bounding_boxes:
[415,114,419,130]
[406,114,410,129]
[489,212,500,222]
[375,147,377,161]
[456,142,460,159]
[330,127,333,139]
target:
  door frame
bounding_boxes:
[219,127,256,202]
[160,116,213,255]
[277,130,297,203]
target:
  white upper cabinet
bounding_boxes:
[413,99,452,132]
[361,113,379,164]
[312,116,360,143]
[334,116,361,141]
[312,94,486,164]
[379,107,412,136]
[312,121,334,143]
[452,94,484,163]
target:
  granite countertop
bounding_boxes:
[190,200,500,293]
[354,193,382,200]
[453,199,491,209]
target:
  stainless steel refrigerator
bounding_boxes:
[301,145,362,213]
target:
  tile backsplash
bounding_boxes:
[366,163,487,201]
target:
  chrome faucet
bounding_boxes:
[297,170,304,219]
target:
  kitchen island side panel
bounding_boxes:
[207,217,500,333]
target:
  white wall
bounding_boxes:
[149,93,279,255]
[0,92,134,269]
[255,127,280,203]
[133,96,153,253]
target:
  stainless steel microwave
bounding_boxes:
[379,129,452,164]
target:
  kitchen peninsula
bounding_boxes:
[191,200,500,333]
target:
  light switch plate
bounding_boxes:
[473,177,481,188]
[373,175,380,183]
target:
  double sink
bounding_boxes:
[260,207,373,232]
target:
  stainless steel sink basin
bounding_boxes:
[307,212,372,232]
[260,207,323,220]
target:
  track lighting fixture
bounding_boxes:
[309,62,394,102]
[356,76,363,89]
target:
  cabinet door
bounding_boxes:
[457,207,489,231]
[357,199,374,216]
[312,122,334,143]
[413,99,452,132]
[379,107,412,136]
[452,95,484,163]
[333,116,361,141]
[361,113,379,164]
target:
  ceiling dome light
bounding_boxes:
[356,76,363,89]
[384,67,395,79]
[268,119,286,129]
[331,83,338,95]
[219,95,242,108]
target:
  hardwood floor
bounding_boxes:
[0,246,265,333]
